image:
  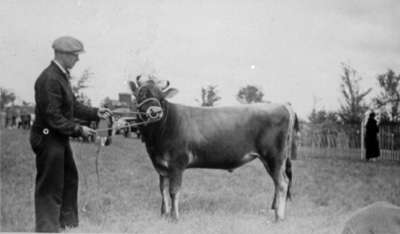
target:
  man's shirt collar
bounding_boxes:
[52,59,70,78]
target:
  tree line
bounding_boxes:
[309,63,400,125]
[198,63,400,125]
[2,64,399,126]
[196,84,264,107]
[0,69,92,111]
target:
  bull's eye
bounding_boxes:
[138,91,146,100]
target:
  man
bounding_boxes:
[364,111,380,162]
[30,36,112,232]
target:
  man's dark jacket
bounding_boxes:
[32,61,98,138]
[31,61,99,232]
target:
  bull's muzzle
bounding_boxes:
[146,106,163,120]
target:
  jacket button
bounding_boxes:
[43,128,49,135]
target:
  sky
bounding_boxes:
[1,0,399,118]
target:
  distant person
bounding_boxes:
[342,201,400,234]
[26,113,31,129]
[11,114,16,128]
[16,115,21,128]
[4,109,10,128]
[21,114,28,129]
[364,112,380,162]
[30,36,112,232]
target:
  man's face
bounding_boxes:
[64,53,79,69]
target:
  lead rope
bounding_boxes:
[93,113,162,187]
[94,118,114,188]
[81,119,112,217]
[95,114,161,133]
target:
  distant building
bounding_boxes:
[103,99,126,109]
[102,93,136,111]
[119,93,136,111]
[119,93,132,106]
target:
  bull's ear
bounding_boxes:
[129,81,138,93]
[163,88,178,99]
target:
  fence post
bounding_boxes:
[360,121,364,160]
[383,126,386,160]
[391,133,394,161]
[327,129,330,158]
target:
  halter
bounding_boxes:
[95,99,164,137]
[137,97,161,108]
[95,114,160,134]
[137,97,164,121]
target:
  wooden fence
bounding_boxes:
[373,123,400,160]
[297,122,400,161]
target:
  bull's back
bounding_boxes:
[172,103,290,169]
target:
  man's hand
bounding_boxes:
[97,107,113,119]
[81,126,96,137]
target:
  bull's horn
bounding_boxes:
[136,75,142,85]
[156,80,170,90]
[163,81,170,90]
[129,81,138,93]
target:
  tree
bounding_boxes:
[338,63,372,124]
[196,85,221,107]
[308,109,340,125]
[0,87,16,110]
[71,69,93,106]
[373,69,400,121]
[236,85,264,104]
[76,93,92,106]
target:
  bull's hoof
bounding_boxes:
[160,212,179,223]
[274,214,285,222]
[161,210,171,220]
[170,213,179,223]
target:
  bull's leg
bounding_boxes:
[169,170,183,221]
[260,158,277,210]
[159,175,171,216]
[261,157,288,221]
[271,194,277,210]
[273,159,289,221]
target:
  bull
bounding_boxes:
[129,76,299,221]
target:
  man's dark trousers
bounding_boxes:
[32,131,79,232]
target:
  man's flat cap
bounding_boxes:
[52,36,85,53]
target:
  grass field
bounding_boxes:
[1,128,400,233]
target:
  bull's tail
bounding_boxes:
[284,104,299,201]
[285,158,292,200]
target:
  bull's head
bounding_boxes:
[129,75,178,122]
